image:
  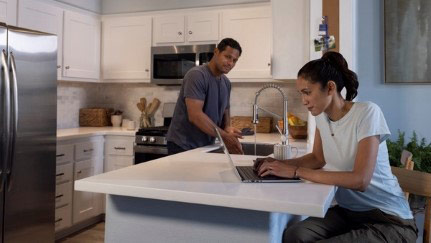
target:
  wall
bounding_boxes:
[57,82,307,130]
[53,0,102,13]
[102,0,269,14]
[355,0,431,142]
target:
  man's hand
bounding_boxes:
[224,126,243,139]
[221,132,243,154]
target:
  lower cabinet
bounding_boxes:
[56,136,104,234]
[56,134,134,236]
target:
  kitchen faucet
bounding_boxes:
[252,83,288,145]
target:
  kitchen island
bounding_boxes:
[75,136,336,243]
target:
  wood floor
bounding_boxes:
[57,222,105,243]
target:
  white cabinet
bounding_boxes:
[63,10,101,80]
[17,0,63,79]
[102,16,152,81]
[104,135,134,172]
[186,12,219,43]
[153,12,219,45]
[272,0,309,79]
[221,6,272,80]
[0,0,17,25]
[72,138,104,224]
[55,144,74,232]
[153,15,185,44]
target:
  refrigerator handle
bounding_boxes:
[1,49,11,193]
[6,51,18,191]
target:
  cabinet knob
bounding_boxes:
[65,66,70,69]
[178,31,182,35]
[145,69,149,72]
[268,63,271,67]
[188,30,193,35]
[57,65,61,69]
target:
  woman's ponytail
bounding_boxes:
[298,51,359,101]
[321,52,359,101]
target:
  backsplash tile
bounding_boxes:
[57,81,307,129]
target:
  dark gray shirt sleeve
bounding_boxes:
[183,70,208,101]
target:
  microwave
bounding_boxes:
[151,44,216,85]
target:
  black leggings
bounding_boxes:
[283,206,418,243]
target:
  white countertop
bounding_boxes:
[57,127,136,140]
[74,134,335,217]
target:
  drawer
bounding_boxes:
[55,181,72,208]
[105,137,134,156]
[56,144,74,165]
[55,205,72,232]
[104,155,134,172]
[56,163,73,184]
[75,141,100,161]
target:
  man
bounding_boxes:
[166,38,243,155]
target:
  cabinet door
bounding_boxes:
[153,15,185,44]
[17,0,63,79]
[73,159,96,223]
[103,16,151,80]
[187,12,219,42]
[221,6,272,79]
[63,11,100,80]
[104,155,134,172]
[0,0,17,25]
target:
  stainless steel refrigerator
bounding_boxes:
[0,23,56,242]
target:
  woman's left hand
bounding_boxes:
[258,160,297,178]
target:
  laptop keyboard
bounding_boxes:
[237,166,261,180]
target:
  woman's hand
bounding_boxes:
[253,157,276,171]
[258,160,297,178]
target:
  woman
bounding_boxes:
[256,52,417,242]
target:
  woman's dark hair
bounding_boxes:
[297,52,359,101]
[217,38,242,56]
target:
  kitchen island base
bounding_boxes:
[105,195,304,243]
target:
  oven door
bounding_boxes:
[134,145,168,164]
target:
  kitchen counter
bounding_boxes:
[74,137,334,243]
[57,127,136,140]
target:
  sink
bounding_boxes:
[208,143,274,156]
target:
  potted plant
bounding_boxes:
[387,130,431,211]
[110,110,123,127]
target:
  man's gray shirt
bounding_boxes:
[166,64,231,150]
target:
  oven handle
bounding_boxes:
[134,145,168,155]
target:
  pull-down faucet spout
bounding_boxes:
[252,84,288,145]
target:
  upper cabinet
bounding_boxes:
[186,12,219,43]
[221,6,272,80]
[17,0,63,79]
[102,16,152,81]
[271,0,309,79]
[153,12,219,45]
[0,0,17,25]
[63,11,101,80]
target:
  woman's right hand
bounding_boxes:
[253,157,277,172]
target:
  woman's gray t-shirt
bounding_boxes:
[166,64,231,150]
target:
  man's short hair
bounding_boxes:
[217,38,242,56]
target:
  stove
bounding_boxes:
[134,103,175,164]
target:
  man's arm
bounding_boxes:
[186,98,243,154]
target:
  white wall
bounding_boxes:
[355,0,431,142]
[102,0,269,14]
[54,0,102,13]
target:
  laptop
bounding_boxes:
[213,126,302,183]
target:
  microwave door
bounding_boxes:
[198,52,214,65]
